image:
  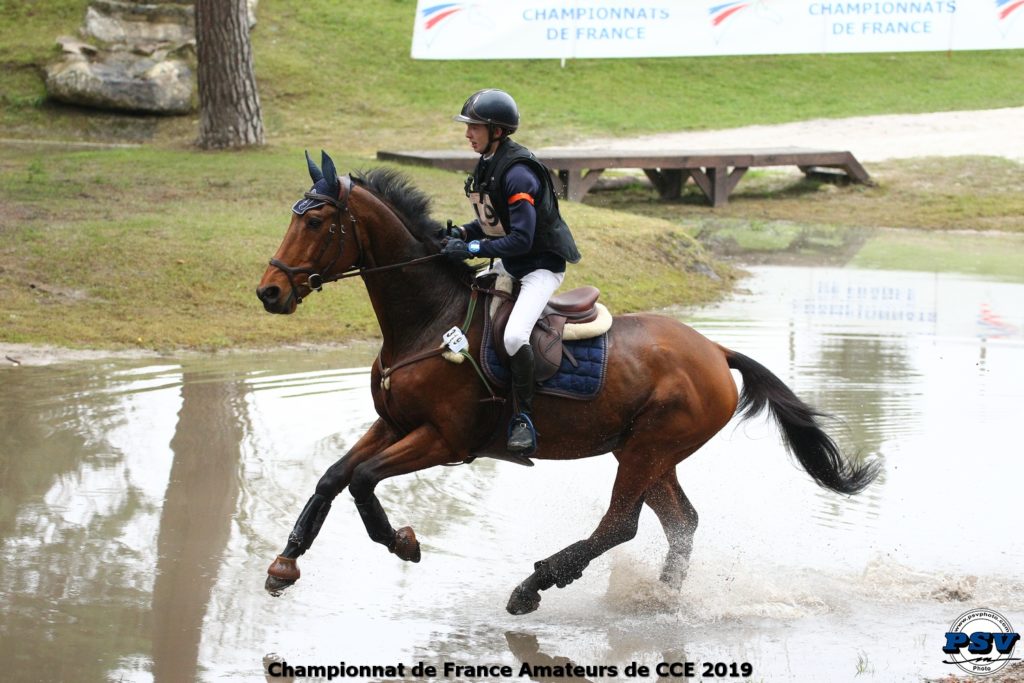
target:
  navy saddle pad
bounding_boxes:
[481,315,609,401]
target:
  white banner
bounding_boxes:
[411,1,1024,59]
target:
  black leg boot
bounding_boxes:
[508,346,537,454]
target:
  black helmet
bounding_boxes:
[453,89,519,134]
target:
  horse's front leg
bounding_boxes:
[348,423,458,562]
[266,419,399,594]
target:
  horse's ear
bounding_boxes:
[321,150,340,197]
[305,150,323,183]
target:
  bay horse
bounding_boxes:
[255,151,878,615]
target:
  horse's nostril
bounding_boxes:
[257,285,280,303]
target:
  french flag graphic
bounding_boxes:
[997,0,1024,19]
[422,3,465,30]
[709,1,751,26]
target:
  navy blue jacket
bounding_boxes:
[463,140,580,279]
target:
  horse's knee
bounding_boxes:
[314,456,352,498]
[349,462,379,502]
[612,517,641,546]
[315,474,343,499]
[604,508,642,547]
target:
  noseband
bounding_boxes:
[268,174,358,305]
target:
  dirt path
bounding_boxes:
[570,107,1024,162]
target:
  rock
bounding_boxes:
[45,0,258,115]
[46,42,193,114]
[55,35,100,57]
[83,0,195,48]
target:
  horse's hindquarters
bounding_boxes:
[477,314,738,464]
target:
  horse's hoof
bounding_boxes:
[392,526,421,563]
[659,565,688,589]
[266,555,299,595]
[268,554,300,580]
[506,585,541,615]
[265,574,296,597]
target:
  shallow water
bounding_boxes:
[1,265,1022,683]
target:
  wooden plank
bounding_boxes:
[376,147,867,173]
[564,169,605,202]
[688,168,713,202]
[800,152,873,185]
[375,150,476,172]
[717,167,748,206]
[375,146,871,204]
[643,169,688,199]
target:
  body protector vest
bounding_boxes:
[465,140,581,264]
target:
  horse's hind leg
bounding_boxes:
[644,468,698,588]
[506,458,654,615]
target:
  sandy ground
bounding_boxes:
[3,107,1021,367]
[565,106,1024,162]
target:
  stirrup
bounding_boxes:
[507,412,537,456]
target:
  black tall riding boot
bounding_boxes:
[508,346,537,454]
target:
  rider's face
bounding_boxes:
[465,123,497,155]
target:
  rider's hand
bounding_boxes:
[442,220,466,240]
[441,238,472,261]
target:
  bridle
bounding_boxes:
[267,174,444,306]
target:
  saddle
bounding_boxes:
[484,274,612,382]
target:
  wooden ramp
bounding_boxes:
[376,147,871,206]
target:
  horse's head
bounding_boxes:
[257,151,361,314]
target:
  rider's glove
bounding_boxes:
[441,238,473,261]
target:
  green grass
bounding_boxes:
[0,0,1022,350]
[851,230,1024,280]
[0,144,730,349]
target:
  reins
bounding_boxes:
[334,253,445,280]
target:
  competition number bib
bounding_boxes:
[467,191,506,237]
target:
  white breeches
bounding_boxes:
[491,261,565,357]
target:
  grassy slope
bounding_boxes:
[1,0,1022,350]
[0,144,725,349]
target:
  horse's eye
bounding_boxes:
[307,217,323,230]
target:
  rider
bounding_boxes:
[442,88,581,456]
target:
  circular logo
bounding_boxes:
[943,608,1019,676]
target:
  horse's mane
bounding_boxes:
[351,168,443,245]
[350,167,479,279]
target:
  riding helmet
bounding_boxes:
[453,89,519,134]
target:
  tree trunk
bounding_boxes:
[195,0,265,148]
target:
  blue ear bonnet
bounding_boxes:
[292,177,332,215]
[293,149,340,215]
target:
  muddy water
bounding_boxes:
[1,266,1022,683]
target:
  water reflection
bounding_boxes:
[1,267,1021,682]
[152,375,245,682]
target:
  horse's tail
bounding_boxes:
[725,349,879,495]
